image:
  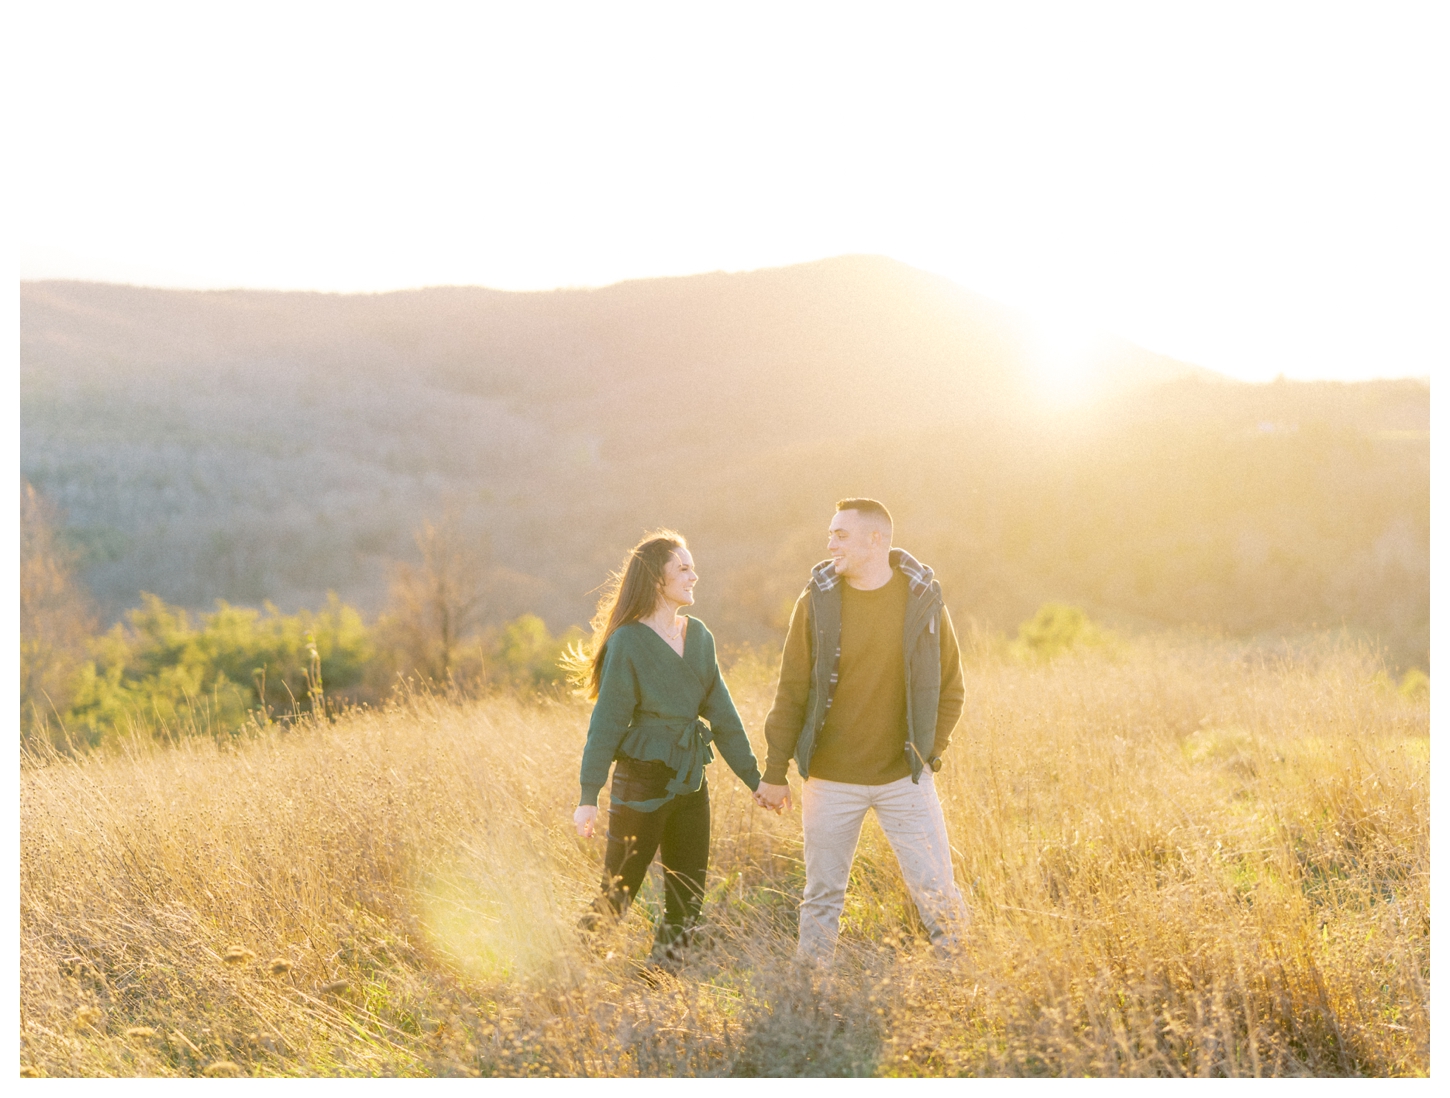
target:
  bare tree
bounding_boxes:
[20,482,95,738]
[383,512,491,682]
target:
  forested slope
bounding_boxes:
[19,256,1428,666]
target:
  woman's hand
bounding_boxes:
[573,804,599,838]
[754,782,792,813]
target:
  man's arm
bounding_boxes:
[760,590,813,785]
[930,605,965,759]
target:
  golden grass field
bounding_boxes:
[19,635,1429,1077]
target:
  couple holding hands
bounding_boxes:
[572,498,968,970]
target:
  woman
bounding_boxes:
[572,530,762,969]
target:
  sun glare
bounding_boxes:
[1026,311,1100,408]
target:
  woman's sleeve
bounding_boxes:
[700,633,762,792]
[578,638,639,806]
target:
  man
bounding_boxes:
[754,498,968,963]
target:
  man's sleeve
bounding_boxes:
[761,591,813,784]
[931,605,965,759]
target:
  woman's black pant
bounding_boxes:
[593,757,710,947]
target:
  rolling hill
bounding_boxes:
[19,256,1429,667]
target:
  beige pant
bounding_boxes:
[798,772,968,963]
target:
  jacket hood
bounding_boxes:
[810,547,936,599]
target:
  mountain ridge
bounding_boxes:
[19,256,1428,666]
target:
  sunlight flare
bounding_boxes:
[1024,309,1103,407]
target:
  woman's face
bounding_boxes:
[657,548,697,610]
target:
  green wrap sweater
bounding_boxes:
[578,618,762,811]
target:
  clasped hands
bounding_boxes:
[753,781,791,814]
[573,781,792,836]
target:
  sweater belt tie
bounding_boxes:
[612,718,714,813]
[666,718,715,798]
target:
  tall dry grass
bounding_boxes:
[19,637,1428,1076]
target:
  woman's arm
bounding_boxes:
[700,633,762,791]
[578,639,639,806]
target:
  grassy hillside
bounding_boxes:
[20,638,1428,1076]
[19,258,1429,667]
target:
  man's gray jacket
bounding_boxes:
[761,548,966,785]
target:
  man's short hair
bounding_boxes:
[835,498,893,532]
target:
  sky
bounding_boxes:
[14,1,1449,382]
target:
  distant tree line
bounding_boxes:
[19,485,582,752]
[19,481,1160,754]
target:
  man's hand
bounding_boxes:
[754,782,792,813]
[573,805,598,838]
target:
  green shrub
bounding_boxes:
[488,614,585,690]
[1010,603,1113,662]
[62,593,373,746]
[1398,667,1429,700]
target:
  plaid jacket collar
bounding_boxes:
[809,547,935,599]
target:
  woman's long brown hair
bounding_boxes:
[568,530,687,699]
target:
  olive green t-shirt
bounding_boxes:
[805,570,913,785]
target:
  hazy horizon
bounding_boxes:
[13,255,1437,388]
[17,4,1447,387]
[21,262,1428,673]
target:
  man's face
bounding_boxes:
[827,509,882,580]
